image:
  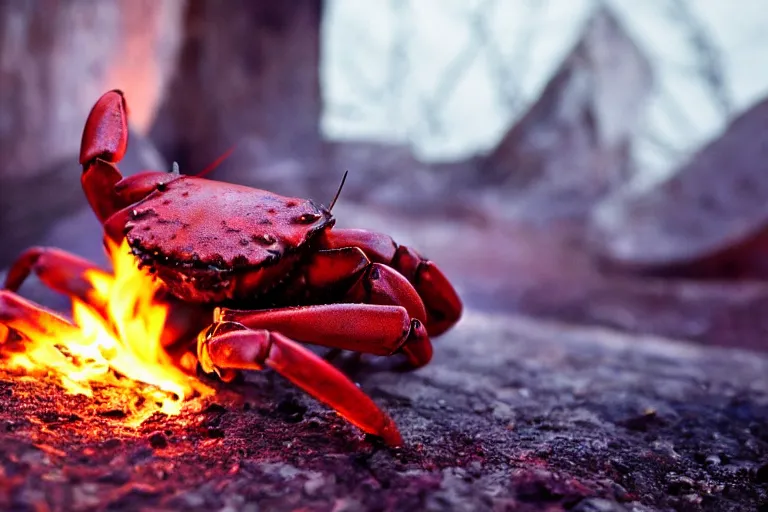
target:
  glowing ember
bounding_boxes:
[4,239,211,424]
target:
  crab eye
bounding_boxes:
[295,212,322,224]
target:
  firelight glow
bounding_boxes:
[6,239,211,424]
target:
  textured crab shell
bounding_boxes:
[123,176,333,302]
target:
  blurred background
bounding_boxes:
[2,0,768,353]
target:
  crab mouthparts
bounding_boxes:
[139,250,305,305]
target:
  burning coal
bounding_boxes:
[0,240,211,425]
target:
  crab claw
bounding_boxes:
[80,90,129,167]
[79,90,184,230]
[79,90,129,224]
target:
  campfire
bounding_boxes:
[0,239,212,425]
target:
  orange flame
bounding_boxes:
[7,239,211,424]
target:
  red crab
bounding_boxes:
[0,90,462,446]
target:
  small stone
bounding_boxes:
[179,491,206,508]
[275,398,307,423]
[253,233,276,245]
[682,493,702,505]
[99,409,127,419]
[611,483,630,502]
[207,427,225,439]
[705,454,721,467]
[148,431,168,449]
[202,403,227,414]
[756,463,768,483]
[572,498,627,512]
[303,475,325,496]
[306,418,325,430]
[666,473,695,494]
[97,470,131,485]
[103,438,122,449]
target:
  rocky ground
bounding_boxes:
[1,311,766,511]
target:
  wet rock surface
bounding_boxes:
[1,311,766,511]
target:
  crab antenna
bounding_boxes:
[329,170,349,212]
[195,144,237,178]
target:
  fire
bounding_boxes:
[5,239,211,424]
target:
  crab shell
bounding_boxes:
[121,174,333,303]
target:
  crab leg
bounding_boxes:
[2,247,204,351]
[198,323,403,446]
[300,248,427,322]
[80,89,180,229]
[215,303,432,368]
[277,247,434,367]
[2,248,115,340]
[318,229,462,336]
[0,291,80,342]
[79,90,129,223]
[4,247,109,301]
